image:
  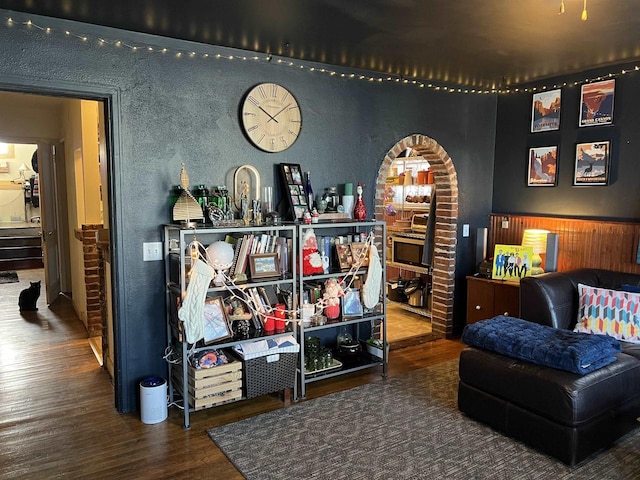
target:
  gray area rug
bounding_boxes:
[208,360,640,479]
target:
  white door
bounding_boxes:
[37,142,61,304]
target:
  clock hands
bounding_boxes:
[259,106,279,123]
[267,103,292,123]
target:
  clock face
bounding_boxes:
[241,83,302,152]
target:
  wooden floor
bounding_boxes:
[0,269,464,479]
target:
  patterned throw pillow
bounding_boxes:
[574,283,640,343]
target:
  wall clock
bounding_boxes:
[241,83,302,152]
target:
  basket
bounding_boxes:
[243,352,298,399]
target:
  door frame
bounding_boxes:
[0,78,127,411]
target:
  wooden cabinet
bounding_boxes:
[466,276,520,324]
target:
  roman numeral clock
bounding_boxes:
[241,83,302,152]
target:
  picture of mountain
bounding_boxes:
[531,89,561,132]
[574,141,610,185]
[579,79,615,127]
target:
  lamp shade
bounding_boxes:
[521,229,550,254]
[521,229,550,275]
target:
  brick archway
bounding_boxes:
[376,134,458,338]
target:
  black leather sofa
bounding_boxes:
[458,269,640,466]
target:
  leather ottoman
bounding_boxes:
[458,347,640,465]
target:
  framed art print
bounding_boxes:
[203,296,233,344]
[579,80,615,127]
[249,253,279,279]
[527,146,558,186]
[531,89,561,132]
[574,141,610,186]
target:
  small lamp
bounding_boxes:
[18,162,31,183]
[521,229,550,275]
[206,241,234,286]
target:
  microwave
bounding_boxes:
[390,234,425,267]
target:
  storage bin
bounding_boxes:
[243,352,298,399]
[172,354,243,410]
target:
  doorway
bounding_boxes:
[376,134,459,341]
[0,91,114,376]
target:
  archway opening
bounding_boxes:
[376,134,458,338]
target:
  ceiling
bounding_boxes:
[1,0,639,88]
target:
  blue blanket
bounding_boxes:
[461,315,621,375]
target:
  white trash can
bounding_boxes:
[139,376,168,424]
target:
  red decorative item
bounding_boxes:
[353,182,367,221]
[302,228,324,275]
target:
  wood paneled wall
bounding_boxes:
[489,214,640,274]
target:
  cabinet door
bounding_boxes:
[466,278,495,324]
[493,283,520,318]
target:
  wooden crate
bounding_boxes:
[173,358,243,411]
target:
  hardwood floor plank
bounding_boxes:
[0,268,464,478]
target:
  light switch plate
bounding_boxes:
[143,242,163,261]
[462,224,469,237]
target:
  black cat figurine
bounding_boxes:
[19,281,41,312]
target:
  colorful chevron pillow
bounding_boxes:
[574,283,640,343]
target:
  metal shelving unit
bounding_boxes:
[163,223,297,429]
[297,220,387,399]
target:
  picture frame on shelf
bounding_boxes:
[527,146,558,186]
[203,296,233,344]
[335,243,353,271]
[579,79,615,127]
[249,253,280,279]
[342,288,363,319]
[349,242,369,267]
[531,89,561,133]
[574,141,610,186]
[278,163,308,221]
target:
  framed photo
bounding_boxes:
[335,244,353,271]
[492,244,534,282]
[527,146,558,186]
[342,288,363,318]
[531,89,561,132]
[349,242,369,267]
[574,141,610,186]
[278,163,309,221]
[579,79,615,127]
[203,296,233,344]
[249,253,280,279]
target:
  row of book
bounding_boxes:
[227,233,290,278]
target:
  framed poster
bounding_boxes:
[203,296,233,344]
[574,141,610,186]
[579,79,615,127]
[531,89,561,132]
[278,163,309,221]
[335,244,353,271]
[492,244,534,281]
[527,146,558,186]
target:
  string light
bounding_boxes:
[4,15,640,95]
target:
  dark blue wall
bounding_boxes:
[493,64,640,221]
[0,10,496,411]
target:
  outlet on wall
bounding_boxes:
[143,242,163,261]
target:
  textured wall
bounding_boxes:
[0,10,497,411]
[493,65,640,221]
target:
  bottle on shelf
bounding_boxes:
[305,172,314,210]
[353,182,367,221]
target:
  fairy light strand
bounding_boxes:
[5,15,640,95]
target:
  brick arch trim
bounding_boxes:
[375,134,458,338]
